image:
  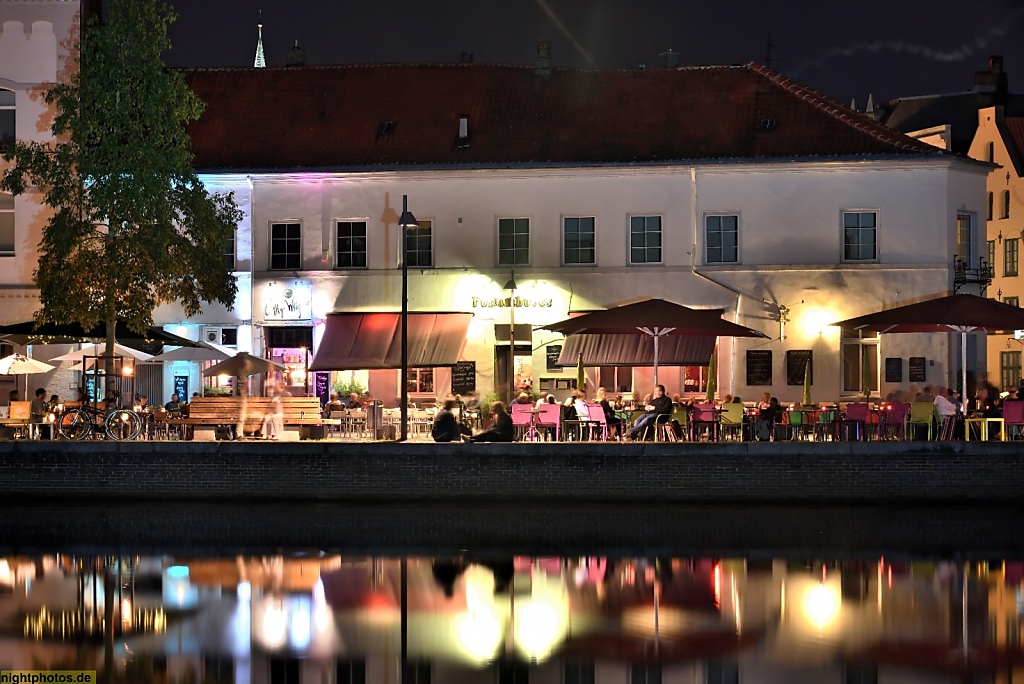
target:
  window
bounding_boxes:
[407,368,434,394]
[956,213,974,265]
[1001,351,1021,392]
[1005,296,1019,307]
[336,221,367,268]
[220,328,238,347]
[1005,238,1018,277]
[843,211,876,261]
[269,222,301,270]
[498,217,530,265]
[705,214,738,263]
[564,662,595,684]
[405,218,432,267]
[0,88,13,148]
[598,366,632,393]
[498,662,529,684]
[842,327,879,395]
[223,230,235,270]
[1002,190,1011,219]
[630,665,662,684]
[989,240,996,272]
[629,215,662,264]
[0,192,13,255]
[402,662,430,684]
[988,192,994,221]
[563,216,595,265]
[337,660,366,684]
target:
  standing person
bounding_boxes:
[468,401,514,442]
[629,384,673,441]
[431,397,472,442]
[30,388,48,439]
[259,382,287,439]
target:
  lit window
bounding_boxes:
[269,222,301,270]
[843,211,876,261]
[706,214,738,263]
[406,368,434,394]
[0,192,12,255]
[956,213,974,265]
[405,219,432,267]
[498,218,529,265]
[841,327,879,395]
[563,216,595,265]
[336,221,367,269]
[629,215,662,264]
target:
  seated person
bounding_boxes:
[432,397,472,442]
[468,401,513,442]
[345,392,362,409]
[753,397,783,441]
[597,387,622,439]
[164,393,180,411]
[934,389,959,417]
[514,392,534,405]
[629,384,673,440]
[8,389,20,404]
[325,391,345,415]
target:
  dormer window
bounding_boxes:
[456,115,470,148]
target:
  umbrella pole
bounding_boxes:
[961,331,968,407]
[653,334,659,387]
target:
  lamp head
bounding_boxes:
[398,209,418,228]
[503,271,518,291]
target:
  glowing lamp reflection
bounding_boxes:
[804,582,840,630]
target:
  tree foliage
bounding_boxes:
[0,0,240,339]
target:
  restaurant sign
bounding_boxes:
[263,280,312,322]
[472,295,553,309]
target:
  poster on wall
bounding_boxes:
[546,345,563,371]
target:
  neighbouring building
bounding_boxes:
[881,56,1024,394]
[181,55,989,406]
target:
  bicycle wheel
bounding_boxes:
[57,408,92,441]
[105,408,142,441]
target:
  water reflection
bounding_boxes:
[2,554,1024,682]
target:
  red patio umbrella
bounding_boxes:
[537,299,767,385]
[831,293,1024,397]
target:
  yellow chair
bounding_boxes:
[719,403,744,441]
[905,401,938,441]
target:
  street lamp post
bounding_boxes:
[398,195,418,442]
[504,271,518,405]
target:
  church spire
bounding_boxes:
[254,15,266,68]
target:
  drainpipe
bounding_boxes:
[689,166,745,396]
[247,174,260,393]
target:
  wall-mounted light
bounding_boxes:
[778,305,791,341]
[998,231,1003,244]
[998,289,1003,301]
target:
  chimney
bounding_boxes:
[286,40,306,67]
[534,39,552,77]
[460,51,474,63]
[456,115,470,148]
[659,49,680,68]
[974,54,1008,99]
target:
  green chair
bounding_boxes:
[905,401,938,440]
[719,403,744,442]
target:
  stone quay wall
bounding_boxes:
[0,440,1018,503]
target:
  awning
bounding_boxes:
[310,312,472,371]
[557,334,717,367]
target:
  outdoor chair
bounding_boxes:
[585,402,609,441]
[690,403,719,442]
[879,402,911,440]
[814,407,838,441]
[1002,400,1024,440]
[905,401,938,441]
[670,406,689,442]
[535,404,560,441]
[511,404,534,441]
[719,403,744,442]
[839,403,870,441]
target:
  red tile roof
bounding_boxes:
[181,62,944,171]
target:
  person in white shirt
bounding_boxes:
[934,389,959,417]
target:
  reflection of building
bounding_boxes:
[182,57,987,405]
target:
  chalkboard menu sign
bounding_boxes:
[314,371,330,408]
[785,350,812,386]
[452,361,476,395]
[746,350,773,386]
[909,356,926,383]
[546,345,563,371]
[174,375,189,402]
[884,357,903,383]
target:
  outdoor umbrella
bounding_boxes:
[202,352,285,378]
[576,352,586,393]
[538,299,767,385]
[831,293,1024,399]
[802,359,813,406]
[705,349,717,403]
[0,320,203,349]
[149,340,235,363]
[50,343,154,363]
[0,353,55,398]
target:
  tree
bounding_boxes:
[0,0,240,390]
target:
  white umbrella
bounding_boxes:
[202,352,285,377]
[149,341,234,362]
[51,343,154,363]
[0,353,55,398]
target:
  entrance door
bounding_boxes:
[495,344,533,404]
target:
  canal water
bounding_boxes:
[1,503,1023,683]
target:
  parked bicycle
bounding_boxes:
[57,392,143,441]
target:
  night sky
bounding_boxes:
[163,0,1024,107]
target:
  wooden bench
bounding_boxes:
[172,396,339,441]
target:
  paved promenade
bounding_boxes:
[0,439,1018,503]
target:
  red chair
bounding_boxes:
[535,404,560,441]
[511,404,534,441]
[838,403,869,440]
[879,402,911,440]
[690,403,719,442]
[1003,399,1024,440]
[585,402,609,441]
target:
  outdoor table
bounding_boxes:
[964,417,1005,441]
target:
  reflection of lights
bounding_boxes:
[237,581,251,602]
[163,566,197,610]
[121,598,132,630]
[457,566,501,663]
[804,582,840,630]
[514,572,568,662]
[289,596,311,650]
[714,563,722,609]
[261,599,287,650]
[312,579,330,633]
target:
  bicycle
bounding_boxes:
[57,394,143,441]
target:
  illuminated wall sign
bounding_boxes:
[472,296,553,308]
[264,280,312,322]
